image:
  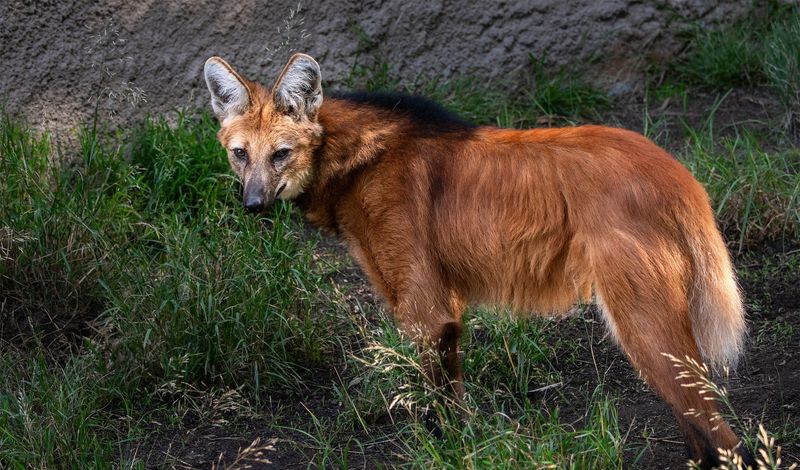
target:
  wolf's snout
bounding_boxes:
[243,179,270,213]
[243,194,265,213]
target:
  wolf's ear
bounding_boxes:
[272,53,322,119]
[204,57,251,122]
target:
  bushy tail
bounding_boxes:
[685,220,747,373]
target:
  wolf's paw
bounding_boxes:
[423,408,443,439]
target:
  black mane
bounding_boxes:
[329,90,477,134]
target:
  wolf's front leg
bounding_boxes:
[417,320,464,399]
[392,281,467,439]
[415,319,464,439]
[392,280,466,398]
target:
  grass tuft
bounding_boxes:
[309,305,627,468]
[674,2,800,123]
[0,111,340,467]
[526,52,610,120]
[674,23,762,90]
[0,352,121,469]
[762,12,800,125]
[680,120,799,250]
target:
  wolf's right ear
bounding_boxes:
[204,57,250,122]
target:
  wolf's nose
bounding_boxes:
[243,196,265,213]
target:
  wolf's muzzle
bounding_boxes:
[243,194,265,213]
[243,177,273,213]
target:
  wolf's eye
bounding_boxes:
[232,148,247,162]
[272,148,290,164]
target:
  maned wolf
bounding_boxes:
[204,53,752,468]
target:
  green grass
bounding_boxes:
[524,52,610,120]
[679,112,800,250]
[762,11,800,123]
[674,1,800,122]
[0,111,341,467]
[0,353,119,468]
[674,20,763,90]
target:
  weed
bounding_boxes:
[263,2,311,69]
[212,436,278,469]
[0,112,131,353]
[84,21,147,121]
[0,350,126,468]
[526,52,610,119]
[674,23,762,90]
[0,111,338,466]
[128,113,237,215]
[664,354,797,470]
[324,303,627,469]
[680,117,800,250]
[673,1,800,123]
[762,12,800,125]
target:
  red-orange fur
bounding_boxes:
[205,54,749,468]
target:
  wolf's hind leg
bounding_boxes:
[593,244,745,469]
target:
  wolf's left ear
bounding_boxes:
[204,57,251,122]
[272,53,322,119]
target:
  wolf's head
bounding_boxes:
[204,53,323,213]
